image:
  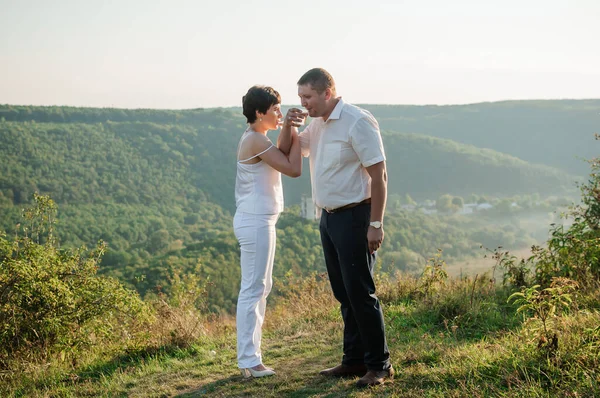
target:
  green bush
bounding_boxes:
[0,194,150,367]
[532,136,600,288]
[503,136,600,360]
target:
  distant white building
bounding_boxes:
[401,204,417,211]
[461,204,478,215]
[458,202,493,215]
[420,208,437,215]
[300,195,319,220]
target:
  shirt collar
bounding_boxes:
[326,97,344,121]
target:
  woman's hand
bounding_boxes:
[284,108,307,128]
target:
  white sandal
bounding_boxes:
[240,366,276,378]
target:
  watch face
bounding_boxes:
[370,221,382,228]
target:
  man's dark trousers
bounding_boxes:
[319,203,391,371]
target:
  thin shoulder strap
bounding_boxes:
[238,143,274,163]
[237,128,275,163]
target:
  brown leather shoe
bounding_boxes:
[355,366,394,387]
[319,363,368,378]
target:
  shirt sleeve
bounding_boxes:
[349,113,386,167]
[298,120,313,158]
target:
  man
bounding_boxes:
[279,68,393,387]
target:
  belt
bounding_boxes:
[324,198,371,214]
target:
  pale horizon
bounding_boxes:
[2,0,599,109]
[3,97,600,111]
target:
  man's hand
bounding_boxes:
[284,108,307,128]
[367,226,384,254]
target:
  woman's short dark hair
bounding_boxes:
[242,85,281,124]
[297,68,336,95]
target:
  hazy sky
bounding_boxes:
[1,0,599,108]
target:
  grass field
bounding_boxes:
[4,269,599,398]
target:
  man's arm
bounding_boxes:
[366,161,387,254]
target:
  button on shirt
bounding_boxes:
[299,98,386,210]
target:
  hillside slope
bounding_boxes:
[0,113,575,213]
[363,99,600,175]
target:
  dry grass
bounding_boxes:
[149,296,207,348]
[267,272,339,333]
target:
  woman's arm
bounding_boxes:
[250,134,302,178]
[277,108,306,156]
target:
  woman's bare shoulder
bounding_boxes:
[245,132,272,150]
[238,132,273,161]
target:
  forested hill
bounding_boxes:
[0,111,574,214]
[0,105,235,126]
[382,132,574,200]
[362,99,600,175]
[0,105,580,312]
[1,99,598,176]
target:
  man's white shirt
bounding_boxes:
[299,98,386,211]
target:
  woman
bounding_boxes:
[234,85,304,378]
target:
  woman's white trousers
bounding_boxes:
[233,211,279,368]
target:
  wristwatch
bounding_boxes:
[369,221,383,228]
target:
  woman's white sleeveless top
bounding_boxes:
[235,130,284,214]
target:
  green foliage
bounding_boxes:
[0,195,149,367]
[0,104,580,313]
[529,136,600,288]
[489,247,532,288]
[382,131,576,200]
[0,103,598,396]
[499,137,600,358]
[418,250,449,298]
[436,194,455,213]
[2,100,595,176]
[432,194,463,214]
[367,100,600,175]
[508,278,577,353]
[0,107,576,215]
[451,196,464,209]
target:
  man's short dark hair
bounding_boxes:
[297,68,336,95]
[242,85,281,124]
